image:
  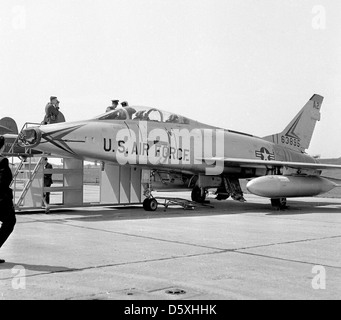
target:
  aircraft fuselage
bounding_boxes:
[19,117,318,178]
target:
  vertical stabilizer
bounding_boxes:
[0,117,18,135]
[263,94,323,152]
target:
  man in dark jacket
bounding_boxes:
[0,136,16,263]
[42,96,60,124]
[42,157,53,213]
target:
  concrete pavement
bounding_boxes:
[0,193,340,300]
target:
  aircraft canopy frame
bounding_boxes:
[93,106,191,125]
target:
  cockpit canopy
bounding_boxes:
[94,106,190,125]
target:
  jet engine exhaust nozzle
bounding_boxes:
[17,128,42,149]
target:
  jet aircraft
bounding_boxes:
[17,94,341,210]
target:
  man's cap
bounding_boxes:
[50,96,58,101]
[112,100,119,103]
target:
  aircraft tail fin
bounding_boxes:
[263,94,323,152]
[0,117,18,135]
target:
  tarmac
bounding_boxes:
[0,192,341,300]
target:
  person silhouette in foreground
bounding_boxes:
[0,136,16,263]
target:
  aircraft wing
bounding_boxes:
[3,133,18,139]
[200,157,341,170]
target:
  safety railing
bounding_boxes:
[7,122,42,155]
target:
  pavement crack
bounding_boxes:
[231,234,341,252]
[18,216,341,263]
[8,216,341,282]
[24,217,227,251]
[0,250,223,281]
[231,250,341,270]
[41,217,341,255]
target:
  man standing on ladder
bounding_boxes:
[42,96,65,124]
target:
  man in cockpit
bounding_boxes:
[166,114,179,123]
[106,100,119,113]
[121,101,136,119]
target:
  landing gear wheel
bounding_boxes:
[215,187,230,201]
[143,198,158,211]
[216,194,230,201]
[271,197,287,210]
[191,186,206,203]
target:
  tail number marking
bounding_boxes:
[281,136,300,147]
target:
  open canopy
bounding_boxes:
[93,106,191,125]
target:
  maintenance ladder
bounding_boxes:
[10,156,84,211]
[10,156,45,209]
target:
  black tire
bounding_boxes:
[271,197,287,209]
[215,187,230,200]
[143,198,158,211]
[191,186,206,203]
[216,194,229,201]
[149,198,158,211]
[143,198,150,211]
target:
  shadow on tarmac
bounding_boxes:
[266,199,341,216]
[15,197,341,223]
[0,261,77,273]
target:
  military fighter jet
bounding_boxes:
[17,94,341,210]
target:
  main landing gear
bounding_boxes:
[271,197,287,210]
[191,186,207,203]
[191,176,246,204]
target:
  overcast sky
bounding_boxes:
[1,0,340,157]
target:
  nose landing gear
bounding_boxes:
[143,197,158,211]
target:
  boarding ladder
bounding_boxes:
[7,122,44,209]
[10,156,45,209]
